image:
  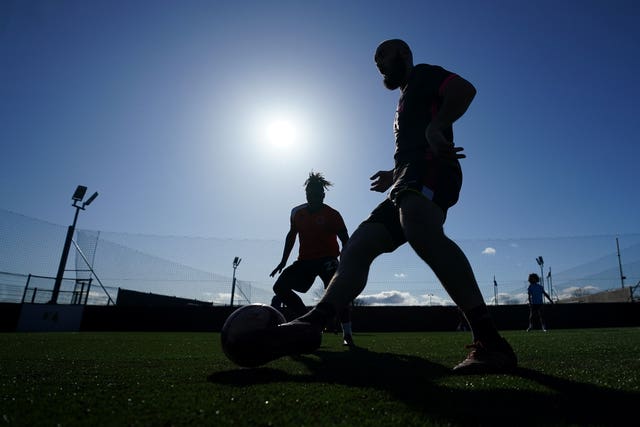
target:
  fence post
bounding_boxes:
[21,274,32,303]
[84,279,92,305]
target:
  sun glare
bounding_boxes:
[266,119,296,148]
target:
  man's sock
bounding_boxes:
[464,305,502,345]
[341,322,352,337]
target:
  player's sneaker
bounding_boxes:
[452,337,517,374]
[249,319,323,367]
[342,334,355,347]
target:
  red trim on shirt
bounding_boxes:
[438,73,458,96]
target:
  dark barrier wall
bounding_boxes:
[0,303,21,332]
[350,303,640,332]
[116,288,213,307]
[77,302,640,332]
[80,305,237,332]
[1,302,639,332]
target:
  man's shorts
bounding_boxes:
[364,154,462,247]
[275,257,339,293]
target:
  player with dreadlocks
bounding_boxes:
[270,171,354,346]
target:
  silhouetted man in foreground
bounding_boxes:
[256,39,517,374]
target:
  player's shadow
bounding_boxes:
[209,346,638,426]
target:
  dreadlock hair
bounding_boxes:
[304,171,333,192]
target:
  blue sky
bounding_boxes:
[1,1,639,305]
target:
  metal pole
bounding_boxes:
[539,264,546,298]
[230,257,241,306]
[21,274,32,303]
[84,278,92,305]
[493,276,498,305]
[547,268,553,301]
[536,256,549,303]
[51,206,81,304]
[230,274,236,306]
[71,239,114,305]
[616,237,626,288]
[77,280,86,305]
[84,277,93,305]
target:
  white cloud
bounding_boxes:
[489,292,528,305]
[357,290,420,306]
[207,292,231,304]
[482,247,496,255]
[419,293,454,306]
[357,290,455,306]
[555,285,599,299]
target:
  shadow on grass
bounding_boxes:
[209,346,637,426]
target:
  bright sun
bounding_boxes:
[266,119,296,148]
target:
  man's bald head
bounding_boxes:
[374,39,413,90]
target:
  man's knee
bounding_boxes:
[273,280,290,294]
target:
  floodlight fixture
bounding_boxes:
[72,185,87,202]
[233,257,242,268]
[536,256,544,266]
[84,192,99,207]
[51,184,100,304]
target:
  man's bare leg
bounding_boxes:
[321,222,395,311]
[398,192,516,372]
[289,222,395,327]
[398,192,484,311]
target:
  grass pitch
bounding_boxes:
[1,328,638,426]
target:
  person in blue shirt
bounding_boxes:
[527,273,554,331]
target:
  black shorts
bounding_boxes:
[364,157,462,247]
[274,257,339,293]
[389,155,462,210]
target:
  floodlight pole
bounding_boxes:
[230,256,241,306]
[536,256,547,300]
[50,186,98,304]
[493,276,498,305]
[616,237,626,288]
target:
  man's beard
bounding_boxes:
[382,56,407,90]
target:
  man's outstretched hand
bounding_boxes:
[438,145,466,161]
[270,261,286,277]
[370,170,393,193]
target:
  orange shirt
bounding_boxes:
[291,203,346,260]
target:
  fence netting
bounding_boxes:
[1,208,638,306]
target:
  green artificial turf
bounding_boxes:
[0,329,638,426]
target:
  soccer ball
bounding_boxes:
[221,303,286,367]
